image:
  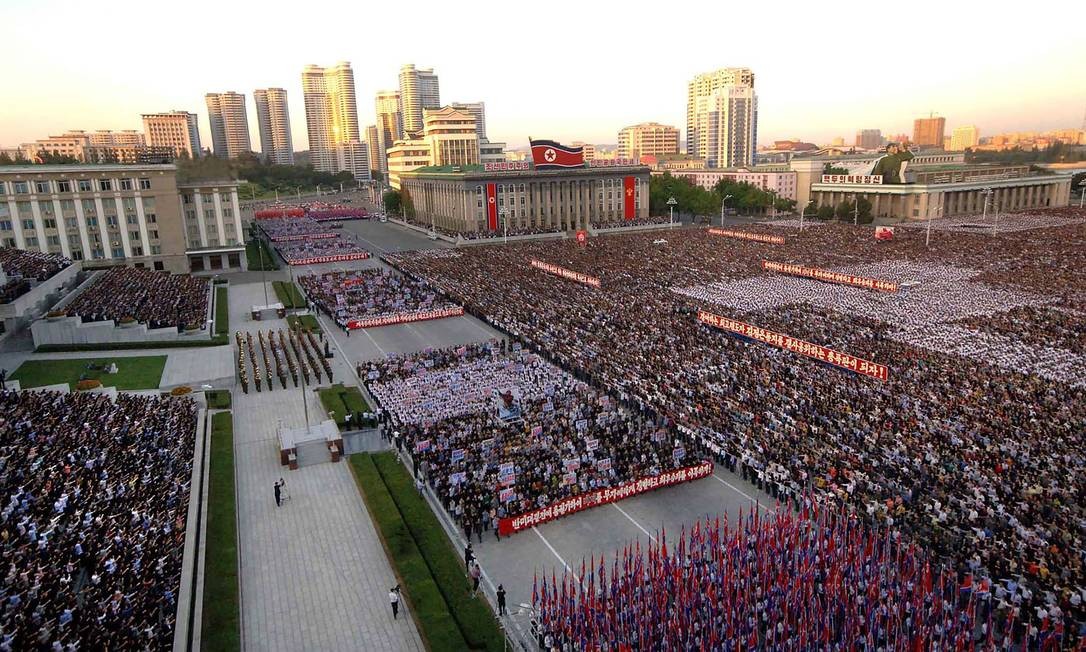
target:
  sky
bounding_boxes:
[2,0,1084,152]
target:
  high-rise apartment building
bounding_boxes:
[142,111,202,158]
[448,102,486,142]
[385,107,504,188]
[948,125,979,151]
[253,88,294,165]
[399,64,440,135]
[205,92,251,158]
[686,68,757,168]
[617,122,680,160]
[365,125,381,175]
[854,129,883,150]
[301,62,369,180]
[913,115,946,149]
[374,90,404,173]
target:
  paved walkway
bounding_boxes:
[231,280,423,652]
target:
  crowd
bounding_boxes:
[958,305,1086,356]
[256,217,336,242]
[0,247,72,304]
[254,202,367,221]
[364,341,708,534]
[384,214,1086,641]
[0,389,198,650]
[593,215,673,229]
[273,234,370,265]
[64,267,210,330]
[459,226,563,241]
[899,206,1086,234]
[535,501,1082,649]
[297,269,458,330]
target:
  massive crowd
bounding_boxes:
[0,247,72,304]
[272,233,370,265]
[64,267,210,330]
[256,217,336,242]
[363,341,707,535]
[297,269,458,330]
[384,212,1086,643]
[0,389,198,650]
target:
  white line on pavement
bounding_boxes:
[610,503,658,543]
[532,526,581,583]
[711,473,776,513]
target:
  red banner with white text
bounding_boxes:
[762,260,899,293]
[498,461,713,535]
[346,307,464,330]
[697,310,890,381]
[707,228,785,244]
[529,258,601,287]
[284,252,371,266]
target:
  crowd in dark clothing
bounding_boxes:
[297,269,457,329]
[0,247,72,304]
[0,389,198,651]
[384,214,1086,645]
[63,267,209,330]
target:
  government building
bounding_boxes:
[0,164,245,273]
[400,163,650,233]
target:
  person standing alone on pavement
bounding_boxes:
[274,479,283,507]
[497,584,507,616]
[465,542,475,570]
[469,562,482,597]
[389,585,401,619]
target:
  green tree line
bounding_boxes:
[649,173,797,217]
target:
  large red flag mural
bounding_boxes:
[623,176,636,219]
[530,139,585,169]
[485,183,498,231]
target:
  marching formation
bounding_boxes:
[234,327,331,393]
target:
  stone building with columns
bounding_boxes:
[399,164,651,233]
[0,163,245,274]
[809,165,1071,221]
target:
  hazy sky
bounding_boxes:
[3,0,1084,152]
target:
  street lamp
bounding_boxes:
[500,208,508,244]
[853,194,860,226]
[800,200,815,233]
[1079,180,1086,208]
[667,196,677,229]
[980,187,993,226]
[925,205,943,248]
[719,194,733,227]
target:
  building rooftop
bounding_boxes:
[0,163,177,174]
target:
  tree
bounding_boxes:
[382,190,402,215]
[802,201,818,217]
[835,200,854,221]
[1071,171,1086,196]
[371,170,385,183]
[856,197,872,220]
[774,197,796,213]
[823,162,850,176]
[816,205,835,221]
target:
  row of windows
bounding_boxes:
[0,178,152,195]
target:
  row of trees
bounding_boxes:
[802,197,874,224]
[0,150,80,165]
[965,142,1086,165]
[177,152,356,197]
[648,173,797,217]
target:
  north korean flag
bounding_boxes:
[623,176,636,219]
[530,139,585,169]
[485,183,498,230]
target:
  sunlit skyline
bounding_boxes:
[2,0,1084,153]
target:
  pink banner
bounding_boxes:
[498,461,713,535]
[707,228,785,245]
[529,258,601,288]
[285,252,371,266]
[698,310,890,381]
[346,306,464,330]
[762,260,898,293]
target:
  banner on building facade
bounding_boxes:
[485,183,498,231]
[697,310,890,381]
[623,176,636,219]
[529,258,601,288]
[346,306,464,330]
[497,461,713,535]
[761,260,899,292]
[707,228,785,244]
[529,138,586,169]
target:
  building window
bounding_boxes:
[127,214,138,225]
[0,221,11,231]
[120,178,134,191]
[55,180,71,193]
[112,247,125,258]
[150,229,159,239]
[71,249,84,261]
[35,181,51,194]
[129,230,141,242]
[0,182,5,194]
[13,182,29,194]
[139,178,151,190]
[21,219,34,231]
[85,216,98,227]
[106,216,118,227]
[153,260,164,270]
[43,218,57,229]
[25,237,38,247]
[78,179,93,192]
[98,179,112,191]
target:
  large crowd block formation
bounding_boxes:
[0,390,198,650]
[63,267,209,330]
[0,247,72,304]
[363,341,709,536]
[384,207,1086,646]
[298,269,460,330]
